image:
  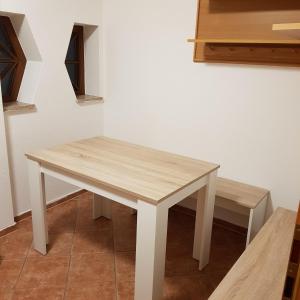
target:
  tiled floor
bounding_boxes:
[0,192,246,300]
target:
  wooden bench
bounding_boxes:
[189,177,270,246]
[209,207,297,300]
[216,177,270,246]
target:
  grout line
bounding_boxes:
[112,208,119,300]
[62,192,80,300]
[11,234,32,293]
[62,252,73,300]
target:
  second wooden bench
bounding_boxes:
[190,177,270,247]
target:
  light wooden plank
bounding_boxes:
[189,177,269,209]
[272,23,300,39]
[273,23,300,30]
[189,38,300,45]
[3,101,36,113]
[273,23,300,33]
[209,208,297,300]
[76,94,104,104]
[216,177,269,209]
[26,136,219,204]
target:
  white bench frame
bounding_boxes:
[246,195,269,245]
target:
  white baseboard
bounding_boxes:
[15,188,83,219]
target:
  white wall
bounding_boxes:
[0,99,15,230]
[1,0,104,218]
[102,0,300,214]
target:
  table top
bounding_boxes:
[26,136,219,204]
[209,207,297,300]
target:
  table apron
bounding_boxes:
[41,165,209,211]
[157,176,208,210]
[40,165,138,210]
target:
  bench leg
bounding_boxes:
[93,194,112,219]
[246,194,268,246]
[27,160,47,255]
[193,170,217,270]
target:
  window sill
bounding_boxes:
[76,95,104,104]
[3,101,36,113]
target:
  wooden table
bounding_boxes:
[25,136,219,300]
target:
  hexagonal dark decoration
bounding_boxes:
[0,16,26,103]
[65,25,85,95]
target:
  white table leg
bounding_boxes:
[93,194,112,219]
[193,170,217,270]
[27,160,47,255]
[134,201,168,300]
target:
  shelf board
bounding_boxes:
[272,23,300,38]
[273,23,300,31]
[3,101,36,113]
[188,38,300,45]
[76,94,104,104]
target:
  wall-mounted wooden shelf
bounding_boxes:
[191,0,300,66]
[188,38,300,45]
[3,101,36,113]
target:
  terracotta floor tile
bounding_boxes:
[0,230,32,260]
[77,192,93,209]
[12,287,65,300]
[65,282,116,300]
[168,210,195,232]
[113,215,137,252]
[47,200,77,233]
[117,276,214,300]
[75,193,113,233]
[202,268,229,289]
[1,192,246,299]
[115,252,135,282]
[76,212,113,232]
[0,259,25,288]
[28,232,74,257]
[72,230,114,255]
[68,252,115,286]
[166,254,199,277]
[15,218,33,233]
[164,275,215,300]
[0,287,14,300]
[112,202,135,219]
[117,281,134,300]
[16,256,69,290]
[114,244,199,280]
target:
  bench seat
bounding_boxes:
[217,177,269,209]
[189,177,270,246]
[209,208,296,300]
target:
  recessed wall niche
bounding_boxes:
[0,11,42,113]
[65,23,103,105]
